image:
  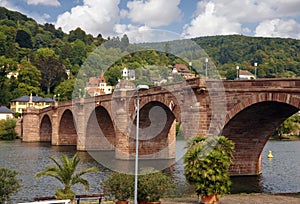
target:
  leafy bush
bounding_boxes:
[0,118,17,140]
[0,168,21,203]
[102,172,134,202]
[184,136,234,197]
[138,168,175,202]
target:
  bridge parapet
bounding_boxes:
[21,78,300,176]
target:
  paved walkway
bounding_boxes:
[160,193,300,204]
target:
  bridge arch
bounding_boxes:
[85,105,115,150]
[59,109,77,145]
[222,94,299,175]
[133,101,177,158]
[40,114,52,142]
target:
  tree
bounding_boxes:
[120,34,129,51]
[0,168,21,203]
[0,32,7,56]
[36,153,98,199]
[275,114,300,139]
[0,118,17,140]
[13,59,42,97]
[0,61,12,106]
[35,55,65,94]
[15,30,32,49]
[104,67,122,86]
[68,27,87,43]
[69,39,87,66]
[54,79,75,101]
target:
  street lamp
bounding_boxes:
[254,62,258,79]
[236,66,239,80]
[134,84,149,204]
[205,58,208,78]
[66,69,70,79]
[79,89,82,98]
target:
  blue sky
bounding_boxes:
[1,0,300,41]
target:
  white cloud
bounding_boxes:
[27,0,61,6]
[255,18,300,39]
[114,24,181,43]
[182,2,241,38]
[55,0,120,37]
[182,0,300,38]
[126,0,182,27]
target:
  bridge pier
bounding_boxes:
[51,105,59,145]
[22,107,40,142]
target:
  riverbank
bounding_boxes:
[159,193,300,204]
[97,193,300,204]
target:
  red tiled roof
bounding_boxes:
[239,70,254,76]
[174,64,190,73]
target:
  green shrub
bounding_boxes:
[0,168,21,203]
[0,118,17,140]
[138,168,175,202]
[184,136,234,197]
[102,172,134,202]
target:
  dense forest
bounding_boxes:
[0,7,299,106]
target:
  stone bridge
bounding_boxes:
[21,78,300,176]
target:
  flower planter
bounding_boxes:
[138,201,148,204]
[147,202,161,204]
[115,201,128,204]
[201,194,219,204]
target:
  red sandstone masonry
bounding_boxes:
[22,78,300,175]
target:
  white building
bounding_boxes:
[239,70,255,79]
[121,68,135,80]
[85,72,112,96]
[0,106,14,120]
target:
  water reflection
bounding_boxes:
[1,140,300,202]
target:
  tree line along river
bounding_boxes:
[1,139,300,203]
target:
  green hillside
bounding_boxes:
[0,7,299,106]
[193,35,300,79]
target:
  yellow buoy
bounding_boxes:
[268,150,273,159]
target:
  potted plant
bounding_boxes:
[102,172,134,204]
[138,168,175,204]
[184,136,234,204]
[36,153,98,202]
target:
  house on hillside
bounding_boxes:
[121,67,135,80]
[85,72,113,96]
[0,106,14,120]
[10,95,54,114]
[172,64,195,79]
[238,70,255,79]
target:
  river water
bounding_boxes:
[1,140,300,202]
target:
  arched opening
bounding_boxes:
[59,109,77,145]
[86,106,115,150]
[132,101,177,159]
[40,114,52,142]
[222,101,299,176]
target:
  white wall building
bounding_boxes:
[0,106,14,120]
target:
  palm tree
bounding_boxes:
[36,153,98,199]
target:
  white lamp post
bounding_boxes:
[236,66,239,80]
[205,58,208,78]
[254,62,258,79]
[134,84,149,204]
[66,69,70,79]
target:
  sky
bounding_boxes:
[1,0,300,41]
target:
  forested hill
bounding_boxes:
[0,7,299,106]
[193,35,300,79]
